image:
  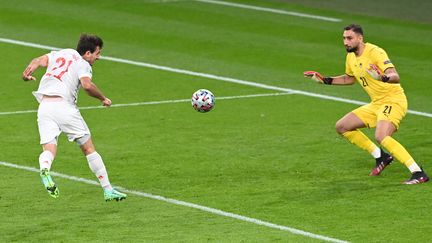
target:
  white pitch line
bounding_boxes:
[1,37,432,118]
[195,0,342,22]
[0,92,292,116]
[0,161,349,243]
[80,92,294,110]
[0,109,38,116]
[0,37,61,51]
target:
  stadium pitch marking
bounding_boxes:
[195,0,342,22]
[0,161,349,243]
[0,92,293,116]
[1,37,432,119]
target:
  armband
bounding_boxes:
[323,77,333,85]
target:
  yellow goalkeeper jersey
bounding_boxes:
[345,43,405,103]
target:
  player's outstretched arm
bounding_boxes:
[80,77,112,107]
[303,71,332,84]
[303,71,355,85]
[329,74,356,85]
[22,55,48,81]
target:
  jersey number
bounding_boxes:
[47,57,72,81]
[383,105,392,115]
[360,77,368,87]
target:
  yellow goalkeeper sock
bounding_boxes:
[342,130,378,154]
[381,136,421,172]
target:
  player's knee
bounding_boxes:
[335,121,347,134]
[42,141,57,157]
[81,146,95,156]
[77,135,95,155]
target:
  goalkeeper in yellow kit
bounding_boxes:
[304,24,428,184]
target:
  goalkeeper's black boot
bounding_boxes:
[403,169,429,185]
[370,149,393,176]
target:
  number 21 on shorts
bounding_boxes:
[383,105,392,115]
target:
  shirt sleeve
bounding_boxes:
[345,55,354,77]
[46,51,57,66]
[372,47,395,72]
[76,60,93,80]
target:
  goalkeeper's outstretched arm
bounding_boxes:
[304,71,355,85]
[330,74,356,85]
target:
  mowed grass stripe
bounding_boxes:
[0,161,349,243]
[0,92,293,116]
[1,37,431,118]
[195,0,342,22]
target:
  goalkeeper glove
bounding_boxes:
[366,64,390,82]
[303,71,333,85]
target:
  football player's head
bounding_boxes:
[343,24,364,53]
[77,34,103,65]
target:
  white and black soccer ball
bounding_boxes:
[191,89,215,113]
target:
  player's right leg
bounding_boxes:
[369,148,393,176]
[335,108,393,175]
[37,100,62,198]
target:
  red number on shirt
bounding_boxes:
[46,57,73,81]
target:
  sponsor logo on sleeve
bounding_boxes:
[384,60,392,65]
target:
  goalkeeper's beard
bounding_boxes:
[346,46,358,53]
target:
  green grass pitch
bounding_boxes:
[1,0,432,242]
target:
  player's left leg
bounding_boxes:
[376,120,429,184]
[78,136,127,201]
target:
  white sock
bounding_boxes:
[86,151,113,190]
[371,147,381,159]
[408,162,422,173]
[39,151,54,170]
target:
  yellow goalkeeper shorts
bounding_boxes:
[352,100,407,129]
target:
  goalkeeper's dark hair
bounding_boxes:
[76,34,103,55]
[344,24,363,36]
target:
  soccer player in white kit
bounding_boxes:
[22,34,127,201]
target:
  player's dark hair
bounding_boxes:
[344,24,363,36]
[76,34,103,55]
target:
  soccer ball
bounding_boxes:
[191,89,215,113]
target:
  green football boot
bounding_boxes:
[40,168,59,198]
[104,188,127,202]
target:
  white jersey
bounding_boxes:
[33,49,92,104]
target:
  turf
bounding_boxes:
[0,0,431,242]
